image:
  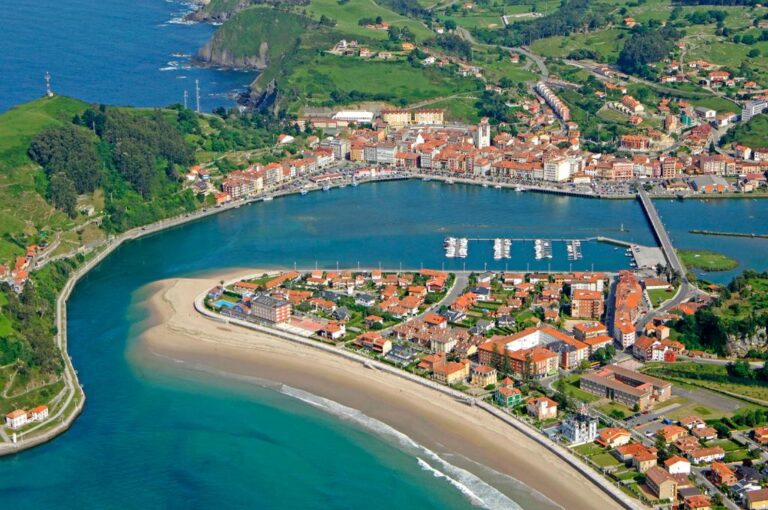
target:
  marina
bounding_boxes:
[440,235,662,269]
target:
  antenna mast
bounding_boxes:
[195,79,201,113]
[45,72,53,97]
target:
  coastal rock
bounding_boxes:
[246,78,280,112]
[195,40,270,69]
[726,329,768,357]
[184,0,252,23]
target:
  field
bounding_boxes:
[284,55,482,104]
[531,28,626,63]
[648,287,677,307]
[724,114,768,148]
[643,362,768,405]
[422,97,482,123]
[305,0,434,41]
[679,249,738,272]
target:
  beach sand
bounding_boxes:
[134,274,623,510]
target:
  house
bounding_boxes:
[746,488,768,510]
[680,415,706,430]
[688,447,725,464]
[691,426,718,441]
[597,427,631,448]
[5,409,28,429]
[657,425,689,443]
[710,461,737,486]
[646,465,678,501]
[28,405,48,422]
[354,332,392,354]
[560,407,598,445]
[495,386,522,407]
[526,396,558,421]
[432,359,470,385]
[753,426,768,444]
[365,315,384,328]
[355,293,377,307]
[684,495,712,510]
[665,455,691,475]
[319,322,346,340]
[470,365,497,387]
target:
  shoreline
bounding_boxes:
[134,273,637,510]
[3,171,760,456]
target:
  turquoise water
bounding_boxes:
[656,198,768,283]
[1,0,254,112]
[0,181,765,509]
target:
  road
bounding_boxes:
[456,27,549,78]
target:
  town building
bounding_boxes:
[580,365,672,411]
[526,396,558,421]
[251,294,292,323]
[560,407,598,445]
[646,465,678,501]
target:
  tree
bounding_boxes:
[29,125,102,194]
[48,173,78,218]
[444,19,457,30]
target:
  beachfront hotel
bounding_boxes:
[580,365,672,411]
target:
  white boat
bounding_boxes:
[263,196,274,202]
[515,186,524,192]
[322,184,330,191]
[300,189,308,196]
[494,185,502,189]
[447,179,455,184]
[422,177,432,182]
[352,180,359,187]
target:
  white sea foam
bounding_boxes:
[279,385,523,510]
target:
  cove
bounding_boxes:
[3,181,764,508]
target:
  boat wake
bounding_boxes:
[280,385,523,510]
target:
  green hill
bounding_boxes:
[0,96,90,260]
[195,7,307,68]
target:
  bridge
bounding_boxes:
[636,188,685,275]
[636,188,702,328]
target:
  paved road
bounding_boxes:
[456,27,549,78]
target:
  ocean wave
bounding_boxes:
[279,385,523,510]
[417,458,489,508]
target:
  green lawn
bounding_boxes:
[285,55,482,104]
[562,375,600,403]
[531,28,626,63]
[648,286,677,307]
[643,362,768,405]
[305,0,434,41]
[679,250,738,272]
[423,97,482,123]
[592,452,622,467]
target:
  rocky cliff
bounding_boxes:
[196,40,270,69]
[726,328,768,357]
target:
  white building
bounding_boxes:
[332,110,374,124]
[543,157,572,182]
[664,456,691,475]
[742,100,768,122]
[5,410,27,429]
[474,118,491,149]
[560,407,598,445]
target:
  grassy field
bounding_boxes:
[422,97,482,123]
[285,55,481,104]
[643,362,768,405]
[648,287,677,307]
[305,0,434,41]
[561,374,600,403]
[531,28,626,63]
[679,249,739,272]
[724,114,768,148]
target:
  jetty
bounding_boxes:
[689,229,768,239]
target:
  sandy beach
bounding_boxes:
[134,272,624,510]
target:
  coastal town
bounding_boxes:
[197,264,768,509]
[185,100,768,212]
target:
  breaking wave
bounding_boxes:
[280,385,523,510]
